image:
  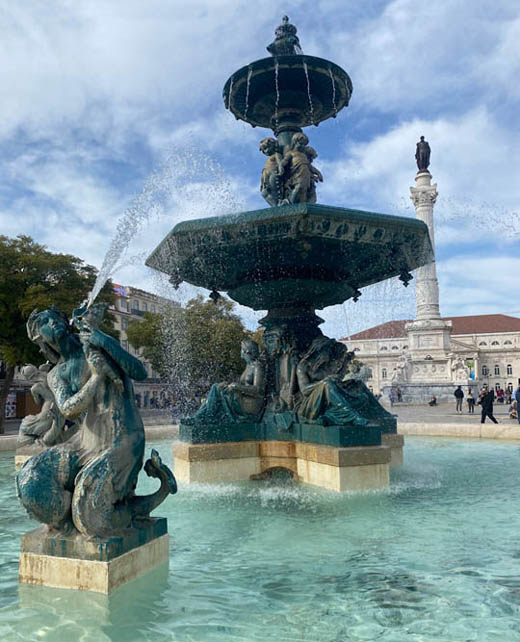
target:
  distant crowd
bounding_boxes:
[449,384,520,424]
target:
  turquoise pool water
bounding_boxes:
[1,437,520,641]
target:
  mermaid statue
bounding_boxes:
[16,304,177,538]
[184,339,265,425]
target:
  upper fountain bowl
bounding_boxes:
[223,55,352,131]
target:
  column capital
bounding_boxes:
[410,184,438,207]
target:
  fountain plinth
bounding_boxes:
[147,17,433,490]
[16,305,177,593]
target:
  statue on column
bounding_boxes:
[415,136,431,172]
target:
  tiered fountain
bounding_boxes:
[147,17,433,491]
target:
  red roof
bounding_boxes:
[344,314,520,341]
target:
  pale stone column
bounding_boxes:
[410,171,439,320]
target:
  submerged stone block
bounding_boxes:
[19,518,169,593]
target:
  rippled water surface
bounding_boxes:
[1,437,520,641]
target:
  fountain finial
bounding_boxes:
[267,15,302,56]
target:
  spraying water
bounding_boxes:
[88,146,246,308]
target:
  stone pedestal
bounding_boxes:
[173,440,391,492]
[19,518,169,594]
[381,433,404,466]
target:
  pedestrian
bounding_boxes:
[497,388,505,404]
[397,387,402,402]
[467,389,475,414]
[478,386,498,424]
[428,395,437,407]
[454,385,464,413]
[389,388,395,407]
[514,384,520,424]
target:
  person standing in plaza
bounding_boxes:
[514,384,520,424]
[454,385,464,413]
[479,386,498,424]
[466,389,475,414]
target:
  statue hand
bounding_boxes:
[85,347,123,391]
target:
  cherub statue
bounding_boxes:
[304,144,323,204]
[259,137,283,207]
[18,363,69,448]
[280,132,323,204]
[184,339,265,425]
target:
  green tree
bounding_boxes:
[0,235,117,433]
[126,295,250,413]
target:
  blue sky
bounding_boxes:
[1,0,519,338]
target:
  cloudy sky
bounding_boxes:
[1,0,519,338]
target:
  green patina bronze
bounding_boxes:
[147,17,435,450]
[146,203,432,310]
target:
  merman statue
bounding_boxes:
[16,304,177,537]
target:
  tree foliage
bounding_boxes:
[126,295,250,413]
[0,235,117,430]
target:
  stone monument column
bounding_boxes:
[410,171,440,320]
[405,137,453,397]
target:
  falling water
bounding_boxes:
[274,61,280,129]
[328,67,337,118]
[244,67,253,120]
[227,76,234,110]
[302,61,315,125]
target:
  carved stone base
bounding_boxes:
[173,440,390,492]
[19,518,169,593]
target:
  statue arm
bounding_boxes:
[51,368,101,420]
[296,363,317,396]
[87,329,148,381]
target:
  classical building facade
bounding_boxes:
[345,314,520,397]
[341,140,520,401]
[110,284,172,409]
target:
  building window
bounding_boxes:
[122,318,128,330]
[142,302,148,312]
[508,383,513,392]
[479,341,487,346]
[491,341,499,346]
[391,345,399,350]
[380,346,388,352]
[505,340,512,345]
[507,364,513,375]
[122,339,128,350]
[132,300,139,310]
[495,383,500,391]
[494,364,500,375]
[402,345,408,350]
[151,304,156,313]
[354,347,360,352]
[482,365,488,375]
[382,368,387,379]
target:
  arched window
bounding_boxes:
[494,364,500,375]
[507,364,513,375]
[402,345,408,350]
[354,347,360,352]
[492,341,499,346]
[505,340,512,345]
[495,383,500,391]
[380,346,388,352]
[482,365,488,375]
[391,345,399,350]
[508,383,513,392]
[479,341,487,346]
[382,368,387,379]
